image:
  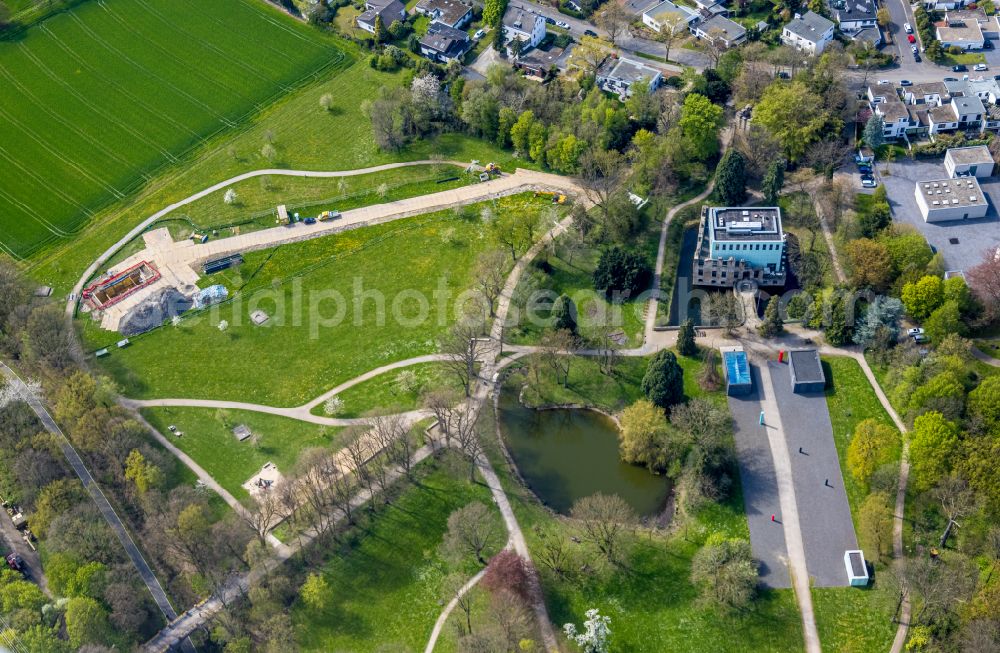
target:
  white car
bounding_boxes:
[911,44,918,54]
[473,28,486,39]
[556,20,570,29]
[904,22,912,33]
[861,177,878,188]
[907,327,925,337]
[975,63,989,71]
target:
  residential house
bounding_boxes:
[357,0,407,34]
[832,0,877,34]
[514,46,565,79]
[921,0,968,10]
[868,78,1000,139]
[419,22,472,62]
[692,14,746,46]
[781,11,835,54]
[413,0,472,29]
[641,0,698,33]
[596,55,663,99]
[873,98,912,139]
[937,10,986,49]
[502,7,546,57]
[853,26,882,47]
[946,7,997,39]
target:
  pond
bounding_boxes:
[498,391,670,517]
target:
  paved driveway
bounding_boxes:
[880,158,1000,271]
[729,365,791,589]
[767,361,857,588]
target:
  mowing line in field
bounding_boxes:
[133,0,276,86]
[0,184,71,243]
[15,42,176,160]
[0,63,150,175]
[0,145,96,230]
[38,24,207,144]
[67,10,238,127]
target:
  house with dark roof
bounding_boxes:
[832,0,877,33]
[357,0,407,34]
[515,46,565,80]
[691,14,746,47]
[419,21,472,62]
[413,0,472,28]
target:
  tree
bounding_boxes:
[858,492,893,562]
[847,419,898,486]
[876,7,891,28]
[618,400,673,472]
[641,350,684,412]
[483,0,507,26]
[753,80,833,162]
[319,93,333,111]
[492,19,506,53]
[968,376,1000,430]
[902,275,944,321]
[846,238,893,291]
[925,300,965,344]
[715,150,747,206]
[373,13,385,43]
[705,292,741,336]
[678,93,723,160]
[567,36,608,77]
[33,479,84,539]
[551,294,577,334]
[440,313,488,396]
[569,493,637,564]
[863,114,886,152]
[124,449,162,495]
[474,250,509,317]
[690,536,758,612]
[224,188,238,205]
[698,348,722,392]
[966,245,1000,321]
[578,148,627,222]
[300,573,329,612]
[655,13,687,63]
[595,3,629,45]
[758,295,784,338]
[564,609,612,653]
[540,328,576,387]
[761,158,785,205]
[853,296,903,349]
[676,318,697,357]
[933,474,977,548]
[65,597,112,649]
[443,502,502,565]
[481,550,532,601]
[592,247,651,302]
[909,411,960,491]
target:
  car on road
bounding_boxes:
[543,16,555,25]
[474,28,486,39]
[861,175,878,188]
[904,22,912,33]
[877,78,889,84]
[584,29,598,37]
[555,20,570,29]
[986,40,994,50]
[303,216,316,225]
[900,79,912,86]
[911,44,918,54]
[945,76,959,81]
[953,64,968,72]
[908,34,916,43]
[914,53,922,62]
[975,63,989,71]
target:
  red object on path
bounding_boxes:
[778,350,784,363]
[771,514,776,522]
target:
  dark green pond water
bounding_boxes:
[498,392,670,516]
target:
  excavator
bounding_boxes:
[534,190,567,204]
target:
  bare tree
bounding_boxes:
[540,328,577,387]
[240,486,284,545]
[702,28,729,67]
[654,14,687,63]
[733,125,782,180]
[532,524,572,577]
[705,292,741,336]
[440,314,489,396]
[489,589,532,651]
[345,431,376,504]
[422,387,464,448]
[595,3,629,46]
[933,474,978,549]
[474,250,509,317]
[578,149,626,222]
[570,493,637,564]
[443,502,503,565]
[443,572,476,636]
[453,405,484,482]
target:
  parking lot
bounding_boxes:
[877,158,1000,272]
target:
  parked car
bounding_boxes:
[945,76,960,81]
[911,44,918,54]
[907,327,925,337]
[953,64,968,72]
[877,78,890,84]
[914,53,922,62]
[555,20,570,29]
[974,63,989,71]
[543,16,555,25]
[904,22,912,33]
[861,176,878,188]
[913,334,929,343]
[304,216,316,225]
[900,79,913,86]
[908,34,916,43]
[986,40,994,50]
[584,29,598,37]
[473,28,486,39]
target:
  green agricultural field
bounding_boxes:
[141,406,344,498]
[0,0,346,259]
[84,195,554,406]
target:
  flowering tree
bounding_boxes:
[218,320,229,332]
[563,609,611,653]
[224,188,238,205]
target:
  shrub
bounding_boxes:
[592,247,652,302]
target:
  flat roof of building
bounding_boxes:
[789,349,825,384]
[708,206,783,242]
[598,56,661,84]
[937,22,984,44]
[917,177,988,208]
[945,145,993,166]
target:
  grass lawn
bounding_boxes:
[314,361,462,418]
[84,195,556,405]
[941,51,986,66]
[291,456,503,652]
[818,356,900,652]
[0,0,346,260]
[24,51,524,293]
[779,192,836,287]
[141,406,344,499]
[517,347,720,414]
[506,216,660,348]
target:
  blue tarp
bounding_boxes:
[193,284,228,309]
